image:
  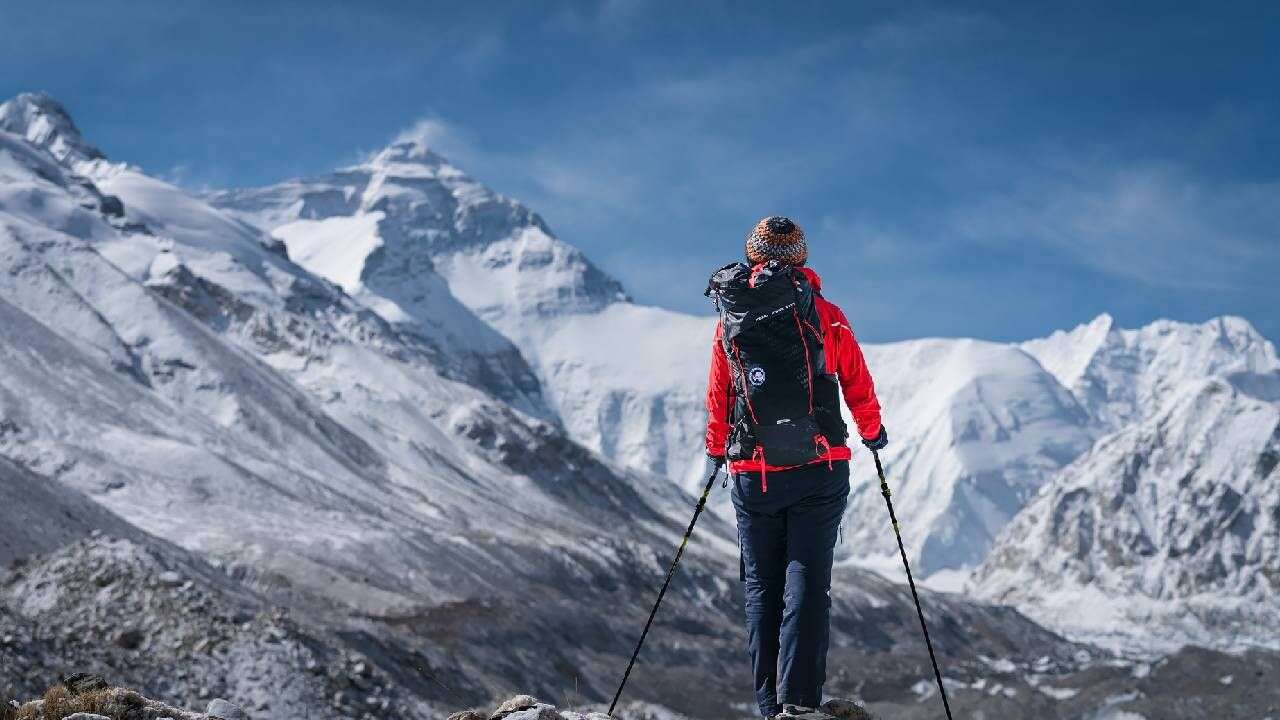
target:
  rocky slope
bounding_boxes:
[0,455,421,718]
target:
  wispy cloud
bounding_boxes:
[950,158,1280,291]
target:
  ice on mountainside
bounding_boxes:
[0,456,415,718]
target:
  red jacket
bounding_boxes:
[705,266,882,474]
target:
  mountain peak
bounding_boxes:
[1083,311,1115,333]
[0,91,105,164]
[367,140,451,169]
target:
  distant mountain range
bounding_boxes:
[204,112,1280,649]
[1,91,1277,717]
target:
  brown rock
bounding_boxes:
[61,672,109,694]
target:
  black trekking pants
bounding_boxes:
[732,460,849,717]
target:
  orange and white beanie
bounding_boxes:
[745,216,807,266]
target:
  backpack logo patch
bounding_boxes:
[748,366,767,387]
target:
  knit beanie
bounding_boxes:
[745,216,807,266]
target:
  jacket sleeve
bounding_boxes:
[828,305,883,441]
[705,320,733,457]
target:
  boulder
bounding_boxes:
[491,695,540,719]
[113,628,145,650]
[819,699,874,720]
[448,712,488,720]
[60,672,109,694]
[158,570,184,588]
[205,698,250,719]
[504,706,560,720]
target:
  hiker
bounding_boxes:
[705,216,886,718]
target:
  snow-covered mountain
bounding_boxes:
[0,93,727,711]
[850,339,1097,575]
[204,121,1280,633]
[4,89,1277,717]
[206,143,714,486]
[205,138,1101,575]
[2,91,1131,718]
[971,322,1280,649]
[1022,312,1280,429]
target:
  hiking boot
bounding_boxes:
[781,705,820,718]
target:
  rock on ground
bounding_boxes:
[205,698,250,720]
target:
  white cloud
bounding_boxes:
[386,115,485,171]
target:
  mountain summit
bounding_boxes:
[207,139,629,322]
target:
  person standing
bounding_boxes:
[704,216,886,718]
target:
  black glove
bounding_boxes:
[861,426,888,451]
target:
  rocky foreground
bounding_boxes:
[4,684,876,720]
[2,674,251,720]
[431,693,867,720]
[6,534,1280,720]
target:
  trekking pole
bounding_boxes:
[608,463,721,716]
[872,449,955,720]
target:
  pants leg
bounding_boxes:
[732,477,788,717]
[778,461,849,709]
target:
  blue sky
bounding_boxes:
[2,1,1276,342]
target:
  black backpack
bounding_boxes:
[706,261,848,470]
